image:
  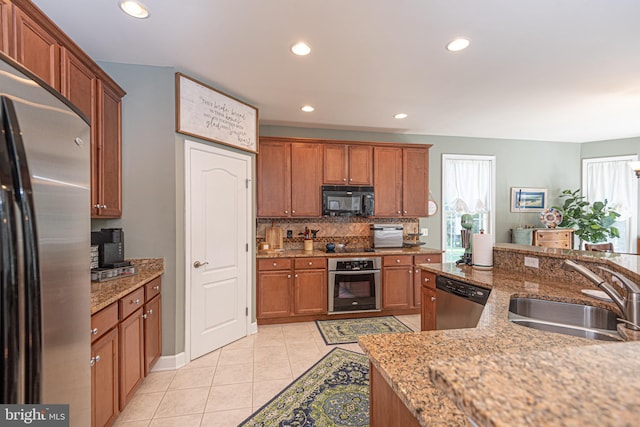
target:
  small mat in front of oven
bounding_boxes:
[315,316,413,345]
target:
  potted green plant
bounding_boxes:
[553,189,620,249]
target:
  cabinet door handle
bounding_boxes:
[91,328,98,335]
[397,210,401,214]
[153,285,160,291]
[424,277,430,282]
[148,309,153,315]
[143,314,148,319]
[403,210,407,214]
[295,274,299,278]
[90,357,95,367]
[426,258,431,262]
[431,296,436,302]
[131,299,140,305]
[287,274,291,278]
[308,262,313,266]
[284,210,289,214]
[292,210,296,214]
[396,259,400,263]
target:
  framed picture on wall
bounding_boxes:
[510,187,548,212]
[175,73,258,153]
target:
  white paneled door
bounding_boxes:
[186,141,251,360]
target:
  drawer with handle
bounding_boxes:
[294,257,327,270]
[258,258,293,271]
[414,253,442,264]
[90,302,118,342]
[119,287,145,320]
[145,277,162,301]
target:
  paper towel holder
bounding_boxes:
[472,230,494,270]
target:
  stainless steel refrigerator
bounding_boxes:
[0,54,91,425]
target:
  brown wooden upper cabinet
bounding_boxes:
[402,147,429,217]
[0,1,12,56]
[93,81,123,218]
[5,0,126,218]
[323,144,372,185]
[257,138,322,217]
[258,137,431,218]
[13,5,59,90]
[374,146,429,217]
[61,47,96,119]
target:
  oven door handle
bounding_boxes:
[329,269,380,275]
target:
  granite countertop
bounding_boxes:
[91,258,165,314]
[256,246,442,258]
[358,255,640,426]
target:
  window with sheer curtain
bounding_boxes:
[582,155,638,253]
[442,155,496,262]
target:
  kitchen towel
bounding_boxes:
[472,233,493,269]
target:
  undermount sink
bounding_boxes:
[508,297,623,342]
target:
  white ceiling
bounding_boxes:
[33,0,640,143]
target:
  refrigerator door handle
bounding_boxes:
[0,96,21,403]
[1,96,42,403]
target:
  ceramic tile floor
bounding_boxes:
[113,314,420,427]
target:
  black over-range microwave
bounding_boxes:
[322,185,374,217]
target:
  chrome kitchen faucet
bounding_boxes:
[563,259,640,330]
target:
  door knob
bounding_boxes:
[193,260,209,268]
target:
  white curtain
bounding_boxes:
[583,156,638,252]
[443,157,493,214]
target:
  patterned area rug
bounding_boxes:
[238,348,369,427]
[315,316,413,345]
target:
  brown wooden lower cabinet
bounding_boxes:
[412,254,442,308]
[257,254,441,323]
[91,277,162,426]
[144,294,162,376]
[91,328,119,427]
[119,306,144,409]
[382,256,413,309]
[420,271,438,331]
[257,257,328,320]
[293,268,327,315]
[370,363,420,427]
[91,303,119,427]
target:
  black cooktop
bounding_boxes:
[325,247,376,253]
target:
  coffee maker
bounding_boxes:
[91,228,130,268]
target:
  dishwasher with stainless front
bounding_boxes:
[435,276,491,330]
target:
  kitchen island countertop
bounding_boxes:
[359,248,640,426]
[90,258,164,314]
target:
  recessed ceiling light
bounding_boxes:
[291,42,311,56]
[119,0,150,19]
[394,113,408,119]
[301,105,315,112]
[446,38,470,52]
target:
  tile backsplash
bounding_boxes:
[257,217,420,250]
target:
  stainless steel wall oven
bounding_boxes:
[328,257,381,313]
